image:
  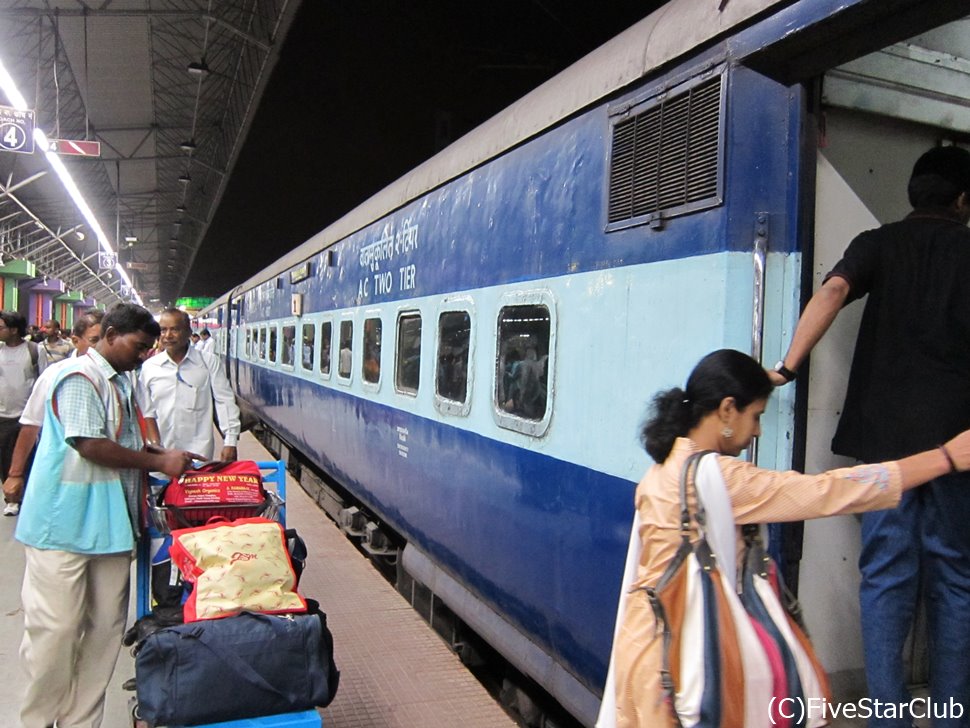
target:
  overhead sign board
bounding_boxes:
[98,252,117,270]
[175,296,214,311]
[48,138,101,157]
[126,261,150,271]
[0,105,35,155]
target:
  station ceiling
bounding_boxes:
[0,0,301,309]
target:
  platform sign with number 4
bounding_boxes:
[0,106,35,155]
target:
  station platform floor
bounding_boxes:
[0,431,516,728]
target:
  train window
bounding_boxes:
[320,320,333,376]
[337,320,353,379]
[268,326,278,364]
[245,328,252,358]
[496,304,550,422]
[301,323,315,370]
[607,72,724,229]
[281,325,296,367]
[362,317,382,384]
[395,312,422,395]
[258,328,266,360]
[436,311,470,404]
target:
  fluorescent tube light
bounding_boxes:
[0,56,143,305]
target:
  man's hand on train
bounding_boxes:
[765,368,788,387]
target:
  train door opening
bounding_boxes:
[795,14,970,697]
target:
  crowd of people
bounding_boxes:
[0,302,238,728]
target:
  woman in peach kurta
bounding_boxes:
[608,350,970,728]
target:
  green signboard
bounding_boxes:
[175,296,215,310]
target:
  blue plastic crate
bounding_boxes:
[171,709,321,727]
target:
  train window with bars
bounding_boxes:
[245,327,252,358]
[496,304,550,422]
[281,325,296,367]
[607,73,724,229]
[301,323,315,371]
[363,317,382,384]
[268,326,278,364]
[395,312,422,395]
[436,311,470,404]
[338,320,353,379]
[258,327,266,360]
[320,320,333,376]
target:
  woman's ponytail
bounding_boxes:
[639,349,773,463]
[640,387,695,463]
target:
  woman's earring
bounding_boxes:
[722,427,734,439]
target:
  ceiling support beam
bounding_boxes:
[0,171,49,200]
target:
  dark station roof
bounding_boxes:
[0,1,301,309]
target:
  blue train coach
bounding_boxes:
[200,1,970,724]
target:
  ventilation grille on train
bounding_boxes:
[608,75,723,226]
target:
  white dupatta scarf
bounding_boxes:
[595,452,739,728]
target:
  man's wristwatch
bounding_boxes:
[773,361,797,383]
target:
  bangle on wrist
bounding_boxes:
[939,444,957,473]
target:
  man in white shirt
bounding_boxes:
[197,328,215,356]
[0,311,44,515]
[138,309,240,461]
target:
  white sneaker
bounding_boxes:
[3,502,19,516]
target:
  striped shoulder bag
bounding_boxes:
[645,451,831,728]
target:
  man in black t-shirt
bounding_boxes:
[770,146,970,728]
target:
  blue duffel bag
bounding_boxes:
[135,601,339,726]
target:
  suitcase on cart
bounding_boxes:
[133,460,328,728]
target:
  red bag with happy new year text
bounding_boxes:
[157,460,269,530]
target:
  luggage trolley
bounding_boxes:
[133,461,322,728]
